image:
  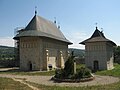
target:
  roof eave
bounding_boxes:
[109,41,116,46]
[79,42,85,45]
[13,35,73,44]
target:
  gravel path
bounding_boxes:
[0,74,119,87]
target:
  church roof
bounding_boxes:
[14,14,72,44]
[80,27,116,46]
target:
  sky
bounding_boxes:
[0,0,120,49]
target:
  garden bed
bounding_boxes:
[52,76,95,83]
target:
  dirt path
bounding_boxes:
[12,78,40,90]
[0,74,119,87]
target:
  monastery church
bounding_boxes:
[14,11,72,71]
[80,27,116,71]
[14,10,116,71]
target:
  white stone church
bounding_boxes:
[80,27,116,71]
[14,12,72,71]
[13,10,116,71]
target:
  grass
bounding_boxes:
[0,68,55,76]
[0,64,85,76]
[76,64,85,69]
[1,63,120,77]
[31,63,120,90]
[26,81,120,90]
[0,64,120,90]
[0,77,32,90]
[96,63,120,77]
[0,77,120,90]
[76,63,120,77]
[25,63,120,90]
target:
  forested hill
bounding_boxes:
[0,45,85,59]
[68,48,85,58]
[0,45,14,49]
[0,46,14,54]
[0,46,15,60]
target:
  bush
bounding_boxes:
[54,52,92,80]
[54,52,75,79]
[54,69,64,79]
[71,67,92,79]
[77,67,91,78]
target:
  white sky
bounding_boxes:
[0,37,14,47]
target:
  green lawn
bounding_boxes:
[0,68,55,76]
[27,81,120,90]
[96,63,120,77]
[0,64,84,76]
[26,63,120,90]
[77,63,120,77]
[35,63,120,90]
[0,77,120,90]
[0,64,120,90]
[0,77,32,90]
[76,64,85,69]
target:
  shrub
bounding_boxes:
[77,67,91,78]
[54,52,75,79]
[54,69,65,79]
[72,67,91,79]
[54,52,92,80]
[63,55,75,78]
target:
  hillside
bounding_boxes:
[0,45,85,59]
[0,46,15,60]
[68,48,85,58]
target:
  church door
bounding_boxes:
[93,61,99,71]
[29,61,32,71]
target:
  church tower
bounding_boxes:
[80,27,116,71]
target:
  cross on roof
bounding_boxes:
[95,22,98,27]
[35,6,37,15]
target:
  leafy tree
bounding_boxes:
[68,48,85,58]
[114,46,120,64]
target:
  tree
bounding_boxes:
[54,51,92,80]
[55,51,75,79]
[63,52,75,78]
[114,46,120,64]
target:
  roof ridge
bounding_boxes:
[14,14,72,44]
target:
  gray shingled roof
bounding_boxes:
[14,14,72,44]
[80,27,116,46]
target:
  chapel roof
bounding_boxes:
[80,27,116,46]
[14,13,72,44]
